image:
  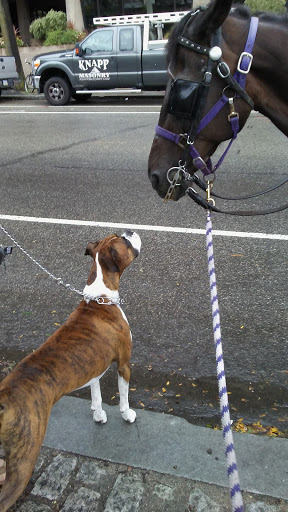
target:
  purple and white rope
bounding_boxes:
[206,211,244,512]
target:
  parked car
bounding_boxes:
[0,56,18,96]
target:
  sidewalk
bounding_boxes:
[11,396,288,511]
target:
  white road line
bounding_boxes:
[0,104,160,108]
[0,214,287,241]
[0,111,159,115]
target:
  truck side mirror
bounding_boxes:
[75,43,83,57]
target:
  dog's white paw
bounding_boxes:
[121,408,137,423]
[93,409,107,424]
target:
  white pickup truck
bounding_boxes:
[0,56,18,96]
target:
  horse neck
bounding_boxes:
[225,16,288,137]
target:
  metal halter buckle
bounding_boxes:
[237,52,253,74]
[177,133,189,149]
[192,155,208,171]
[217,61,230,79]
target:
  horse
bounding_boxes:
[148,0,288,201]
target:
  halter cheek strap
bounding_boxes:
[156,16,259,178]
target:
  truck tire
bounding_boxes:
[44,76,71,106]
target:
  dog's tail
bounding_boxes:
[0,391,48,512]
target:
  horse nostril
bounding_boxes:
[149,171,160,190]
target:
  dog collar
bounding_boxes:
[83,295,124,305]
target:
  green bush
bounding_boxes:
[29,10,67,41]
[44,10,67,33]
[29,17,46,40]
[0,34,25,48]
[245,0,286,13]
[44,29,79,46]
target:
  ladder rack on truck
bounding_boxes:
[93,11,188,50]
[93,12,189,25]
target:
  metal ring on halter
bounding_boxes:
[166,162,184,185]
[203,173,216,184]
[222,85,236,99]
[166,167,182,185]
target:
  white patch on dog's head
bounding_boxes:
[122,231,141,256]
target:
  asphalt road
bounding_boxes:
[0,95,287,432]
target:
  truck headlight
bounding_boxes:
[33,58,40,71]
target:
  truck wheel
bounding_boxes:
[44,76,71,106]
[72,93,92,102]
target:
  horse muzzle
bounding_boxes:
[148,166,187,201]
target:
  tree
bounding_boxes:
[0,0,24,80]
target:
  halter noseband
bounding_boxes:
[156,14,258,180]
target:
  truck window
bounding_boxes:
[119,28,134,51]
[82,30,113,53]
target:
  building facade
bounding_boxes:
[7,0,195,44]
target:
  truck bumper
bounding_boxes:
[34,75,41,90]
[0,78,16,88]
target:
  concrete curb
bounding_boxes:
[44,396,288,501]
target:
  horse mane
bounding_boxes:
[166,10,193,64]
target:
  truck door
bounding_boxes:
[117,27,141,88]
[73,28,118,89]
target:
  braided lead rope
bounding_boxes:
[206,211,244,512]
[0,223,123,305]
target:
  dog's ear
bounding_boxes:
[108,242,135,275]
[108,247,121,272]
[85,241,99,258]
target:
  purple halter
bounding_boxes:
[156,16,259,177]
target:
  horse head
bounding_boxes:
[148,0,254,200]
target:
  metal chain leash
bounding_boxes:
[0,223,124,305]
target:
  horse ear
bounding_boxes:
[194,0,233,38]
